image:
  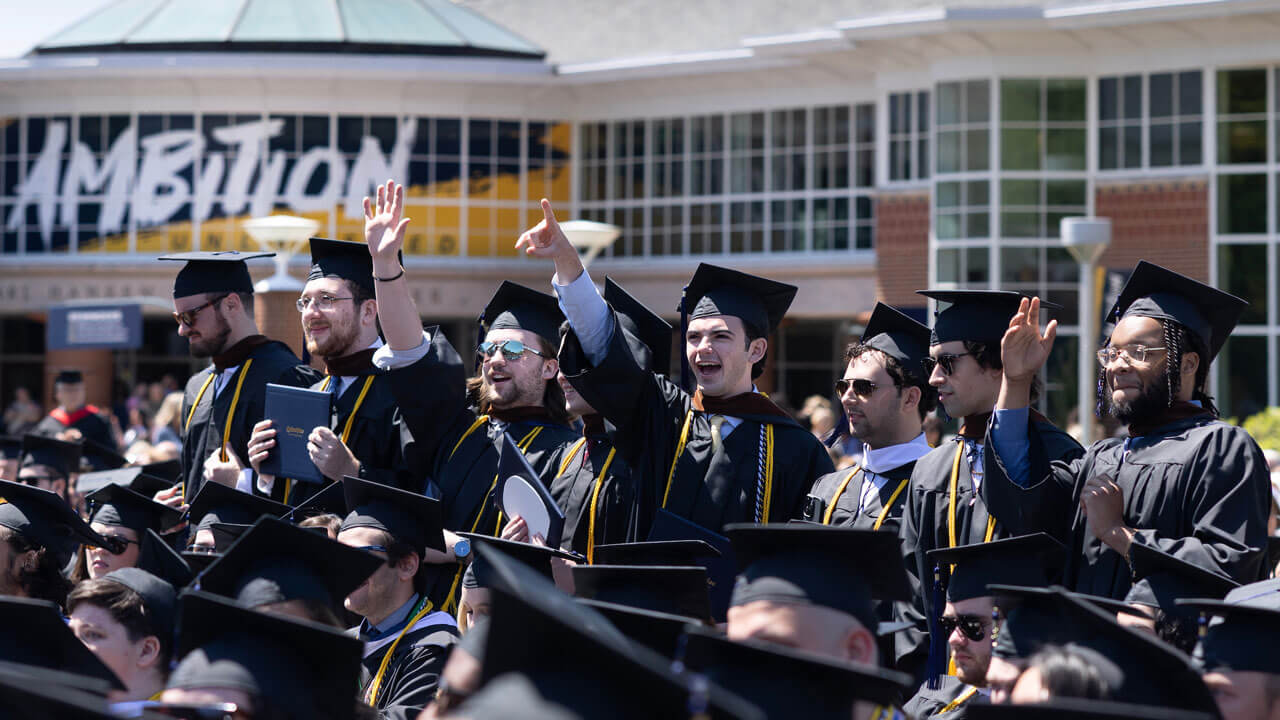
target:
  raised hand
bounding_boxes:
[363,179,411,267]
[1001,296,1057,384]
[515,199,584,284]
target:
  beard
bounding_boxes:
[483,369,545,411]
[188,309,232,358]
[1108,371,1170,425]
[305,312,361,358]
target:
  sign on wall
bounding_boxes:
[47,304,143,350]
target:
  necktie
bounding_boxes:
[710,415,726,455]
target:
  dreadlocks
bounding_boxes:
[1096,319,1218,419]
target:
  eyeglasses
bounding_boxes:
[354,544,389,554]
[834,378,881,400]
[478,340,549,361]
[1096,344,1167,366]
[939,614,989,642]
[172,293,230,327]
[144,702,242,720]
[94,535,139,555]
[922,352,975,377]
[296,294,354,313]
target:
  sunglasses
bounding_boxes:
[172,293,230,327]
[922,352,975,377]
[94,534,139,555]
[939,614,989,642]
[478,340,549,361]
[834,378,881,399]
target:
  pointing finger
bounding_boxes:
[541,198,559,230]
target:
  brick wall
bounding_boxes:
[874,190,931,308]
[254,291,307,362]
[1094,179,1209,282]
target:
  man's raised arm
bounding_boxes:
[364,179,422,352]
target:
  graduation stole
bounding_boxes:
[663,391,782,523]
[557,432,617,564]
[363,595,435,705]
[821,465,909,531]
[50,405,99,426]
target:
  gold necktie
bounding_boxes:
[710,415,726,455]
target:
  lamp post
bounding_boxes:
[559,219,621,269]
[1060,217,1112,445]
[240,215,320,292]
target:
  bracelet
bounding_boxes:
[373,266,405,282]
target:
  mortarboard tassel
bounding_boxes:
[924,563,948,690]
[474,311,487,373]
[679,286,693,393]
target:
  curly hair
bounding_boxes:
[1,527,72,610]
[844,343,939,421]
[465,334,570,425]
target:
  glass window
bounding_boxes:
[769,109,805,192]
[770,199,805,252]
[1220,336,1268,421]
[1001,78,1086,172]
[1217,173,1267,234]
[1098,75,1142,170]
[690,115,724,196]
[612,120,645,201]
[1218,243,1268,324]
[729,112,764,194]
[653,117,685,198]
[814,106,850,190]
[889,91,930,182]
[935,180,990,240]
[936,80,990,174]
[729,200,764,253]
[1000,179,1087,239]
[1217,68,1268,164]
[650,204,684,256]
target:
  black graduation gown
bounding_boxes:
[558,320,834,536]
[307,368,412,492]
[357,613,458,720]
[388,328,580,607]
[32,408,114,455]
[903,676,985,719]
[982,414,1271,599]
[179,340,320,502]
[549,427,638,557]
[896,415,1081,676]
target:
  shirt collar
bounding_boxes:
[861,433,931,475]
[371,593,419,635]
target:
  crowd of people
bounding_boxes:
[0,177,1277,720]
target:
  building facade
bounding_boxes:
[2,0,1279,427]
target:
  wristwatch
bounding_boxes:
[453,537,472,563]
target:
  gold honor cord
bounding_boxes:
[661,410,775,522]
[181,359,253,500]
[441,424,543,614]
[939,686,980,713]
[874,480,910,532]
[364,595,434,706]
[556,437,617,563]
[822,466,862,524]
[946,441,996,552]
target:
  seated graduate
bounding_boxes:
[31,370,114,457]
[724,523,911,669]
[71,482,181,582]
[986,261,1270,598]
[905,533,1065,719]
[455,532,577,632]
[67,567,176,703]
[195,515,383,628]
[336,476,459,720]
[361,180,580,612]
[15,434,81,502]
[1179,578,1280,720]
[0,479,113,609]
[184,479,289,552]
[0,593,128,694]
[161,589,365,720]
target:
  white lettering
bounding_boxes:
[195,152,225,222]
[212,120,283,217]
[285,147,347,212]
[6,120,67,242]
[133,130,202,226]
[344,118,416,219]
[59,126,137,235]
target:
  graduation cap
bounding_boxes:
[0,436,20,461]
[577,598,700,659]
[76,466,173,497]
[197,516,383,610]
[283,481,347,523]
[1123,542,1239,622]
[453,672,588,720]
[339,475,446,554]
[85,483,183,533]
[474,543,764,720]
[592,539,721,567]
[480,281,565,345]
[79,439,128,472]
[604,277,674,376]
[53,369,84,385]
[460,532,578,590]
[209,522,251,551]
[725,524,911,635]
[682,263,796,337]
[187,481,290,532]
[494,432,565,549]
[572,564,712,623]
[140,458,182,483]
[0,672,123,720]
[647,509,737,622]
[1177,578,1280,674]
[964,698,1217,720]
[0,596,125,691]
[1268,535,1280,573]
[917,289,1059,346]
[138,528,194,588]
[676,625,913,719]
[169,590,364,720]
[0,658,117,697]
[19,434,81,479]
[1109,260,1247,361]
[100,567,179,645]
[860,302,932,369]
[991,585,1217,712]
[0,479,114,561]
[308,237,376,296]
[158,250,273,298]
[988,584,1076,660]
[927,533,1066,602]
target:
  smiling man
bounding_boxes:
[158,251,320,504]
[247,237,410,499]
[986,260,1269,598]
[897,290,1082,683]
[518,200,833,534]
